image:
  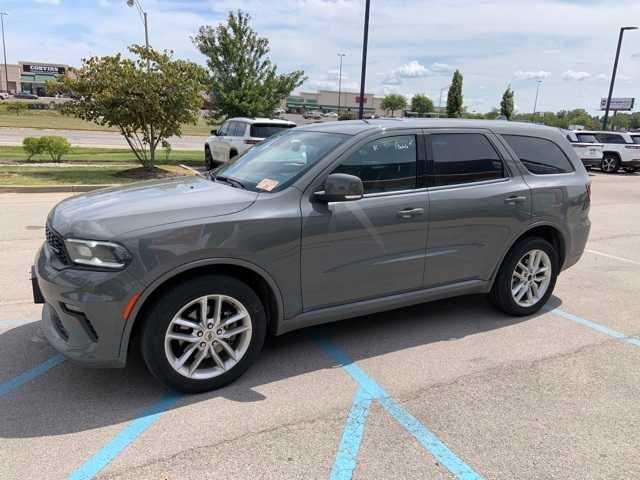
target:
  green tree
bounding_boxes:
[49,45,206,170]
[410,94,434,116]
[500,86,514,120]
[381,94,407,116]
[6,101,29,116]
[446,70,464,118]
[194,10,306,120]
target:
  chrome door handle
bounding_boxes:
[505,195,527,204]
[397,207,425,218]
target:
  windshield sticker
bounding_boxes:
[257,178,279,191]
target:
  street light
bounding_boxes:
[533,80,542,116]
[357,0,371,120]
[602,26,637,130]
[126,0,150,50]
[337,53,346,116]
[0,12,8,94]
[438,85,450,118]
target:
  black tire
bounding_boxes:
[204,146,213,170]
[489,237,559,316]
[141,275,267,393]
[601,153,620,173]
[229,149,238,161]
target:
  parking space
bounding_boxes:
[1,173,640,479]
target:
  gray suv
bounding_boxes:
[33,119,591,393]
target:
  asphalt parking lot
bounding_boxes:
[1,171,640,479]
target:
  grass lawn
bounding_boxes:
[0,145,204,165]
[0,109,215,136]
[0,165,191,186]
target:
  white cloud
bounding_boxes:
[514,70,551,80]
[561,70,591,81]
[305,69,359,92]
[34,0,61,4]
[395,60,430,78]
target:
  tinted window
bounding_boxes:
[233,122,247,137]
[217,122,230,136]
[250,124,294,138]
[576,133,599,143]
[631,136,640,145]
[596,133,628,144]
[503,135,574,175]
[226,122,240,137]
[430,133,504,186]
[333,136,417,194]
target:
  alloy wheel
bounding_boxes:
[601,157,617,173]
[510,249,552,308]
[164,294,252,380]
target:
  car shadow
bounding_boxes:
[0,294,562,439]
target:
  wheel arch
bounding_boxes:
[120,258,284,364]
[603,150,621,161]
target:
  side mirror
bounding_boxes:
[314,173,364,203]
[211,129,218,136]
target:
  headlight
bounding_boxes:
[64,239,131,269]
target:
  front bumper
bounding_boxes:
[581,158,601,168]
[35,244,142,368]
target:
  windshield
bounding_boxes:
[213,130,348,192]
[576,133,599,143]
[250,124,294,138]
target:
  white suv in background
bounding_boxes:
[205,117,296,169]
[565,130,603,169]
[582,130,640,173]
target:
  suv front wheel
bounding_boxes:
[601,154,620,173]
[141,275,267,393]
[490,237,559,316]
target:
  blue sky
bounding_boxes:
[3,0,640,113]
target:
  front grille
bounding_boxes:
[45,224,70,265]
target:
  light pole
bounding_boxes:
[357,0,371,120]
[337,53,345,116]
[438,85,450,118]
[0,12,8,93]
[533,80,542,116]
[602,26,637,130]
[126,0,150,50]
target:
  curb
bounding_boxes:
[0,185,112,193]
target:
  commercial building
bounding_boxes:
[0,61,70,95]
[285,90,385,116]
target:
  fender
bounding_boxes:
[117,257,286,364]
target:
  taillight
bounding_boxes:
[245,139,261,145]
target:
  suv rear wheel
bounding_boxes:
[601,153,620,173]
[490,237,559,316]
[141,275,267,393]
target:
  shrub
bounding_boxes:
[23,137,45,160]
[6,102,29,116]
[39,136,71,162]
[161,140,172,162]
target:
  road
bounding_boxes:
[1,172,640,479]
[0,127,206,150]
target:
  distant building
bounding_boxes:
[0,61,70,95]
[284,90,385,116]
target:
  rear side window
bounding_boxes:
[596,133,628,144]
[333,135,417,194]
[430,133,504,187]
[233,123,247,137]
[576,133,599,143]
[631,136,640,145]
[250,124,294,139]
[503,135,574,175]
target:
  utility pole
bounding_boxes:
[0,12,9,93]
[602,26,637,130]
[337,53,345,116]
[126,0,150,50]
[533,80,542,116]
[358,0,371,120]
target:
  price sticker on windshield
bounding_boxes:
[257,178,279,191]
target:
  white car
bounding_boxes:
[204,117,296,169]
[322,111,338,118]
[564,131,603,169]
[581,130,640,173]
[0,92,10,100]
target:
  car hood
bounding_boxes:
[49,175,258,238]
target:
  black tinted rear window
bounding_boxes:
[250,124,294,139]
[596,133,628,144]
[503,135,574,175]
[576,134,599,143]
[632,136,640,145]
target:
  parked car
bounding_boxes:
[303,110,322,120]
[581,130,640,173]
[14,92,39,100]
[322,111,338,118]
[628,132,640,147]
[273,108,286,116]
[33,119,591,393]
[0,92,10,100]
[204,117,295,169]
[564,130,604,169]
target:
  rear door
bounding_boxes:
[424,129,531,288]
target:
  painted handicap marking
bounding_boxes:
[314,334,484,480]
[0,354,66,397]
[549,307,640,348]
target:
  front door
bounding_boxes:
[424,130,531,288]
[301,132,429,310]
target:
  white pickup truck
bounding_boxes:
[578,130,640,173]
[565,131,604,170]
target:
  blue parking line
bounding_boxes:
[550,308,640,347]
[0,354,66,397]
[315,335,484,480]
[330,387,373,480]
[67,393,182,480]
